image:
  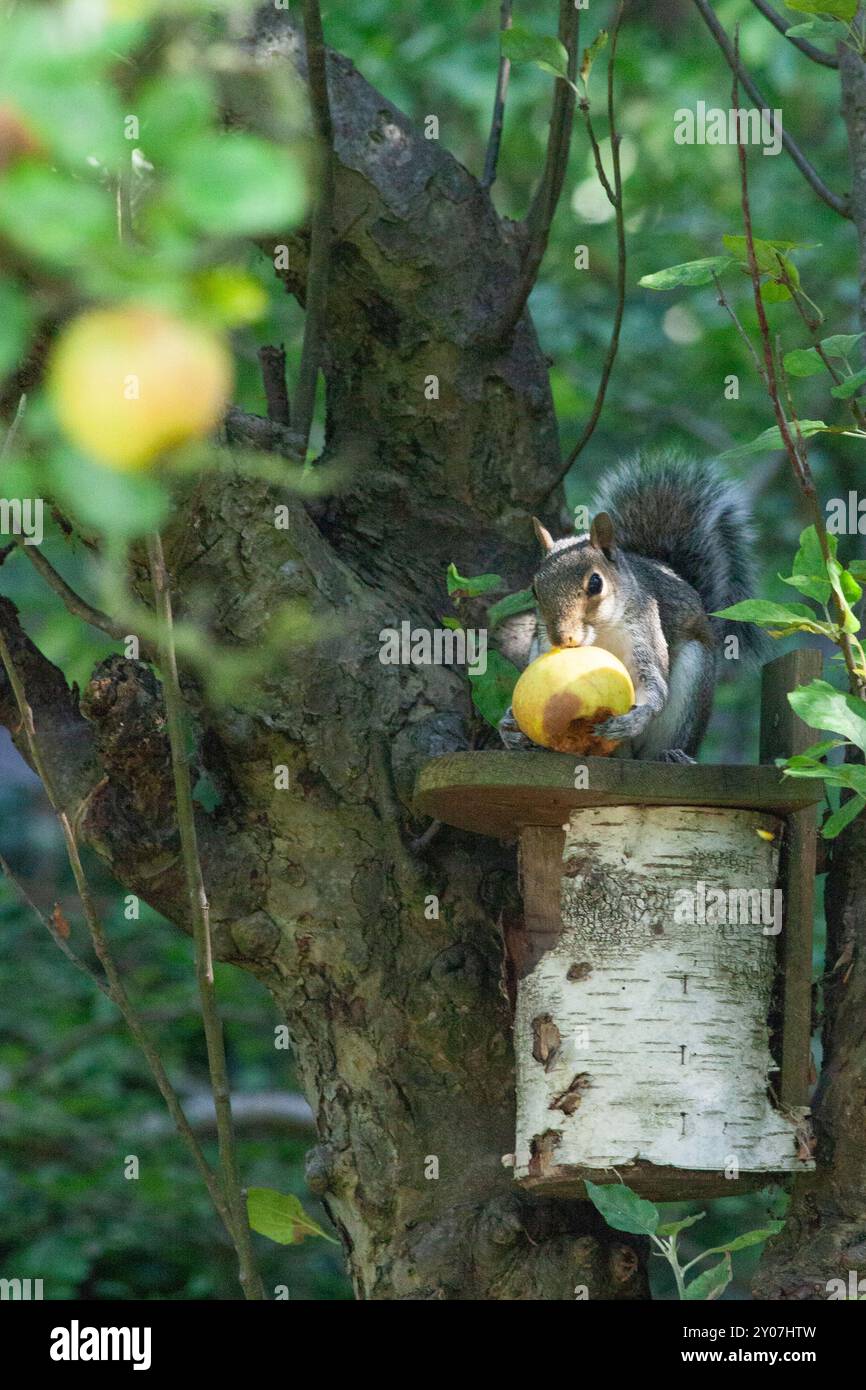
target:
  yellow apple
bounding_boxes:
[512,646,635,756]
[48,306,233,472]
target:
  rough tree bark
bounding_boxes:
[0,11,647,1299]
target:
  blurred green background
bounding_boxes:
[1,0,861,1298]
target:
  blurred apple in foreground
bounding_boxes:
[48,306,233,472]
[511,645,635,755]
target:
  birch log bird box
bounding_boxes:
[415,651,823,1200]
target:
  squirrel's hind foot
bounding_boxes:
[659,748,696,765]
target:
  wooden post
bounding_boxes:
[414,688,824,1199]
[759,649,822,1110]
[513,803,802,1196]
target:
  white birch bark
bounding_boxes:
[513,805,812,1187]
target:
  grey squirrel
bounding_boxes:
[499,454,766,762]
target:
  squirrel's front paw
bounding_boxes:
[498,706,532,751]
[594,705,651,742]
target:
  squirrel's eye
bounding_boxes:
[587,572,603,597]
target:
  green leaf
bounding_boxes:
[828,558,862,633]
[502,26,570,79]
[722,235,805,282]
[784,739,847,766]
[469,650,519,728]
[821,332,864,358]
[639,257,737,290]
[831,366,866,399]
[783,348,824,378]
[684,1255,732,1301]
[819,764,866,792]
[0,281,33,382]
[137,72,216,165]
[718,421,828,460]
[580,30,608,85]
[699,1223,784,1258]
[848,560,866,582]
[786,18,848,41]
[785,0,857,21]
[488,588,536,627]
[714,599,818,626]
[246,1187,338,1245]
[6,48,127,171]
[779,525,833,604]
[46,450,170,540]
[788,679,866,753]
[822,793,866,839]
[441,616,462,631]
[446,564,504,598]
[166,133,307,236]
[761,279,792,303]
[583,1180,660,1236]
[0,165,115,267]
[656,1211,706,1239]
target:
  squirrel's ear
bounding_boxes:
[590,512,616,558]
[532,516,555,554]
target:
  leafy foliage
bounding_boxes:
[717,527,866,838]
[1,0,863,1301]
[585,1182,782,1301]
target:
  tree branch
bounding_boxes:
[482,0,513,188]
[693,0,850,217]
[489,0,580,344]
[0,596,96,809]
[750,0,839,69]
[258,344,291,425]
[540,2,627,501]
[732,36,864,698]
[292,0,336,460]
[252,10,564,511]
[146,531,265,1301]
[0,850,113,999]
[712,271,769,386]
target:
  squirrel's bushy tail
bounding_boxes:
[592,451,768,666]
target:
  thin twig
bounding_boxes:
[776,331,809,466]
[0,631,235,1240]
[1,395,146,649]
[14,539,137,645]
[0,850,113,997]
[0,392,26,462]
[146,531,265,1301]
[482,0,513,188]
[693,0,850,218]
[750,0,839,69]
[293,0,336,460]
[712,272,768,386]
[580,100,616,205]
[732,33,864,697]
[776,263,866,430]
[258,344,291,426]
[540,2,627,501]
[490,0,580,344]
